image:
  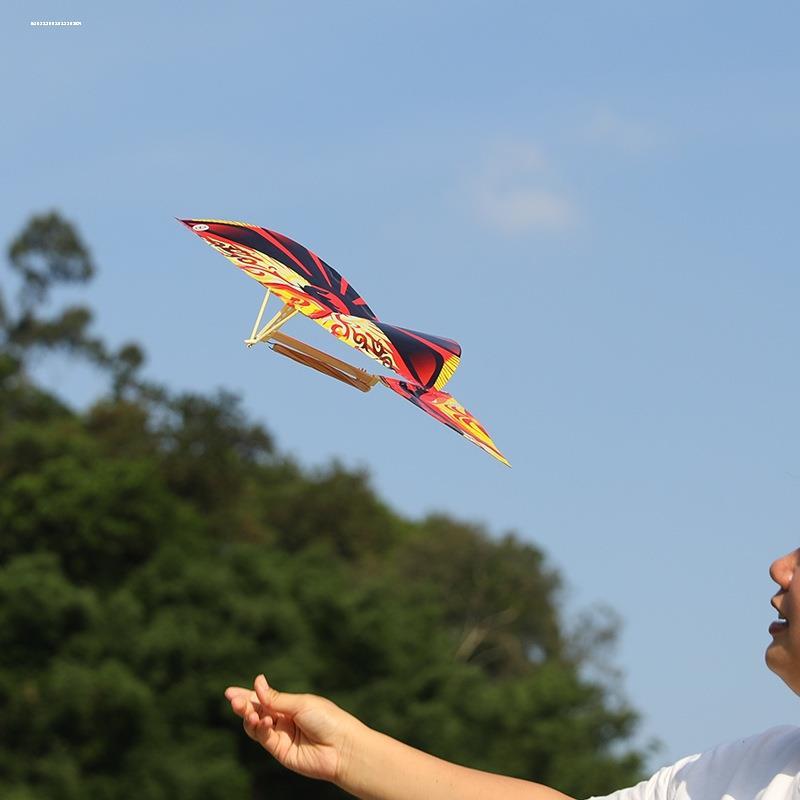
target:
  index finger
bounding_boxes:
[225,687,263,718]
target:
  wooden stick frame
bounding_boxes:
[243,291,380,392]
[248,289,271,341]
[244,291,298,347]
[269,331,380,392]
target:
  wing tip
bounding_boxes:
[175,217,253,228]
[381,377,510,467]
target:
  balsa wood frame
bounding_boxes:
[243,289,380,393]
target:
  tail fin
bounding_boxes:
[374,322,462,390]
[433,352,460,390]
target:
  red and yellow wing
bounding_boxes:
[380,377,510,466]
[180,219,461,390]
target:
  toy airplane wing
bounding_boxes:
[179,218,459,390]
[256,335,508,466]
[380,377,510,467]
[179,218,508,465]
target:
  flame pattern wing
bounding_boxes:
[380,377,510,467]
[180,219,461,389]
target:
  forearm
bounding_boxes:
[337,722,575,800]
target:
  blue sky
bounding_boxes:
[3,0,800,772]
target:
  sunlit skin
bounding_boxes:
[765,548,800,695]
[224,677,358,785]
[225,675,572,800]
[224,549,800,799]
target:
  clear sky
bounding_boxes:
[3,0,799,772]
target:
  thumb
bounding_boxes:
[254,674,308,716]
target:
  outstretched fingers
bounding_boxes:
[244,708,276,743]
[226,676,307,753]
[225,686,256,706]
[225,686,275,737]
[254,674,273,707]
[254,673,306,716]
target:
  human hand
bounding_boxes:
[225,674,362,785]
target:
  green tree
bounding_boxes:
[0,212,649,799]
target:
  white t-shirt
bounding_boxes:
[587,727,800,800]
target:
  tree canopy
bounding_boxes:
[0,212,648,799]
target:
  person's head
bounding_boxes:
[766,548,800,694]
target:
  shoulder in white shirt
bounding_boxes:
[586,726,800,800]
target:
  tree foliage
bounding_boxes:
[0,212,647,799]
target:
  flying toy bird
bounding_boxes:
[178,219,509,466]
